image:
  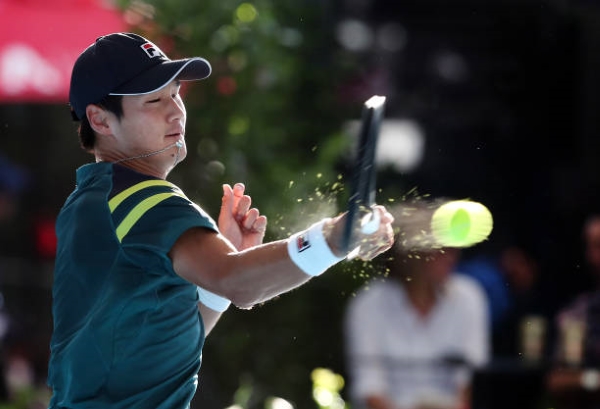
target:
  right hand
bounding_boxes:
[325,205,395,260]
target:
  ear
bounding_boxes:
[86,104,113,136]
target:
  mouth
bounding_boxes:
[166,131,184,143]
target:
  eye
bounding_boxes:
[147,98,160,103]
[171,81,182,97]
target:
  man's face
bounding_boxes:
[110,80,188,169]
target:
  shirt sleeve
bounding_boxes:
[115,190,218,274]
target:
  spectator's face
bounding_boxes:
[424,248,460,282]
[400,248,459,284]
[500,246,538,292]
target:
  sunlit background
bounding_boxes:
[2,0,600,408]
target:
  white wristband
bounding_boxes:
[197,286,231,312]
[287,219,345,277]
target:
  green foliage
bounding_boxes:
[0,386,51,409]
[311,368,348,409]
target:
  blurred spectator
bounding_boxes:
[546,214,600,408]
[0,152,33,260]
[343,204,490,409]
[456,254,510,339]
[0,152,30,403]
[0,153,29,224]
[494,245,556,360]
[458,243,559,361]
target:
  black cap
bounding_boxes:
[69,32,211,120]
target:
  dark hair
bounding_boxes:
[77,95,124,151]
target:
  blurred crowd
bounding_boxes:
[343,201,600,409]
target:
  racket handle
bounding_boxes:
[360,208,380,234]
[346,209,380,260]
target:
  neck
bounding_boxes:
[108,159,171,179]
[402,277,442,317]
[94,141,183,179]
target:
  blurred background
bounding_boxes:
[2,0,600,408]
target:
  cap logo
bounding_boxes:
[140,42,165,59]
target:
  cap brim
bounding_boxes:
[110,57,211,96]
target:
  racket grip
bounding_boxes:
[360,208,380,234]
[345,210,380,260]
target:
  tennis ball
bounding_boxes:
[430,200,493,248]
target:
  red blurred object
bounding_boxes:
[0,0,127,103]
[34,216,57,259]
[217,76,237,96]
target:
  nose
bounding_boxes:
[168,95,186,122]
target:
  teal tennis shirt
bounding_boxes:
[48,162,218,408]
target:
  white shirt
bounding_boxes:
[344,274,489,409]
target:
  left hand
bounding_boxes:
[218,183,267,251]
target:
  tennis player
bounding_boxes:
[47,32,394,409]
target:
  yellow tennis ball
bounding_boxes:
[430,200,493,248]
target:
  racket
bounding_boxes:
[340,95,386,254]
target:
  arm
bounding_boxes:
[174,224,323,309]
[172,201,394,309]
[197,183,267,333]
[547,367,600,394]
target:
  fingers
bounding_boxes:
[224,182,267,233]
[240,208,261,229]
[232,183,252,221]
[373,205,394,224]
[357,228,394,260]
[221,183,234,214]
[243,212,267,234]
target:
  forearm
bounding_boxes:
[216,213,394,308]
[171,227,338,309]
[217,239,316,308]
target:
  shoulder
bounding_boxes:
[557,293,592,323]
[108,165,217,244]
[347,278,403,310]
[448,273,487,305]
[109,164,183,199]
